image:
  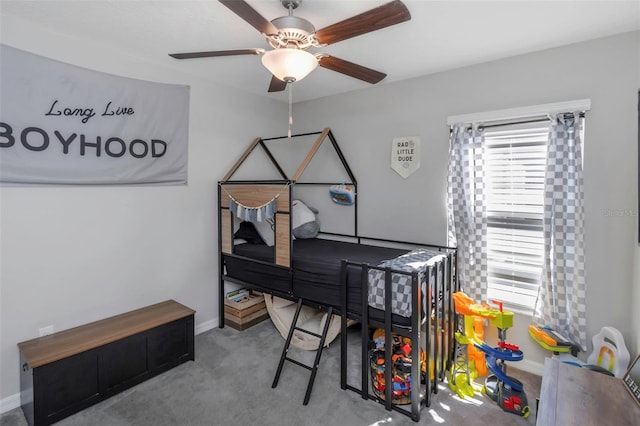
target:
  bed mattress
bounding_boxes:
[225,238,429,323]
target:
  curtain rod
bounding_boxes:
[477,112,585,130]
[446,98,591,126]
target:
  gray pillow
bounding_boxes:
[291,199,320,239]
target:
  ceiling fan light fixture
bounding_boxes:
[261,48,318,83]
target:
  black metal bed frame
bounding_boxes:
[217,129,458,422]
[339,246,458,421]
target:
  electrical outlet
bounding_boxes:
[39,325,54,337]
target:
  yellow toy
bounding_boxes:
[449,292,530,418]
[448,292,495,398]
[530,324,631,378]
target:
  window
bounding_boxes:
[448,100,589,313]
[484,122,548,311]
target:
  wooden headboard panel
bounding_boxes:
[219,184,290,211]
[219,183,291,267]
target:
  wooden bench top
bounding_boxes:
[18,300,195,368]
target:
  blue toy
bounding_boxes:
[329,184,355,205]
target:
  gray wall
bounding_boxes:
[293,31,640,369]
[0,13,286,406]
[1,8,638,408]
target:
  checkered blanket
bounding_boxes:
[367,248,445,317]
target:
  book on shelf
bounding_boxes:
[229,293,251,303]
[226,288,249,301]
[226,288,248,298]
[224,291,265,311]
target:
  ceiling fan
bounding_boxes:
[169,0,411,93]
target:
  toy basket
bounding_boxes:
[369,333,427,405]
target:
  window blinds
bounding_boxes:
[484,122,548,309]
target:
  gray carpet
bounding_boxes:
[1,320,541,425]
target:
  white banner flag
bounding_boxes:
[391,136,420,179]
[0,45,189,185]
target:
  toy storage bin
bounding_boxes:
[369,337,427,405]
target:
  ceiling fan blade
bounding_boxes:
[315,0,411,46]
[318,55,386,84]
[268,75,287,92]
[169,49,264,59]
[219,0,278,35]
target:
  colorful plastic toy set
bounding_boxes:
[369,329,429,405]
[530,324,630,378]
[449,292,530,418]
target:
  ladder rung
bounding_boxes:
[285,357,313,371]
[292,326,322,339]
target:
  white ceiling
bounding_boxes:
[2,0,639,103]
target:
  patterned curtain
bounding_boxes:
[534,113,587,350]
[447,124,488,302]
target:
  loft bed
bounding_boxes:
[218,128,458,422]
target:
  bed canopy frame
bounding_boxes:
[218,128,357,270]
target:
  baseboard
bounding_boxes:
[195,318,218,335]
[0,392,20,415]
[515,359,545,376]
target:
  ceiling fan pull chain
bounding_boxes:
[288,82,293,139]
